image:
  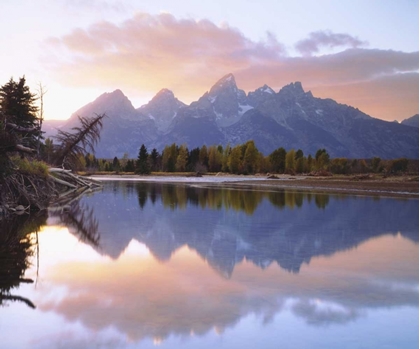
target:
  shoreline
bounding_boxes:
[88,173,419,199]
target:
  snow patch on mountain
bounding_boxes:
[239,104,254,115]
[263,87,274,94]
[213,107,224,120]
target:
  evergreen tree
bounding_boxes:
[0,77,40,148]
[0,77,38,127]
[187,147,200,172]
[315,149,330,170]
[199,145,209,169]
[136,144,150,174]
[149,148,160,171]
[125,159,135,172]
[295,149,304,160]
[112,156,120,172]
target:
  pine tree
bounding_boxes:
[125,159,135,172]
[0,77,40,148]
[111,157,119,172]
[149,148,160,171]
[136,144,150,174]
[0,77,41,162]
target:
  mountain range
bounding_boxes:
[43,74,419,159]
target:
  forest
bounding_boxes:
[74,142,417,177]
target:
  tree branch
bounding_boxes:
[15,144,36,153]
[6,122,40,134]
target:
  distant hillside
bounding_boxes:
[43,74,419,159]
[401,114,419,128]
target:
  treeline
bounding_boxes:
[73,141,418,175]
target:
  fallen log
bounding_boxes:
[49,175,77,189]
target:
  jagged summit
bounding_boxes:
[138,88,185,132]
[215,73,236,86]
[95,89,129,103]
[155,88,175,98]
[145,88,178,106]
[258,84,275,94]
[279,82,304,94]
[82,89,138,117]
[248,84,276,107]
[209,73,238,95]
[278,82,313,99]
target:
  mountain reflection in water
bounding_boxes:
[1,181,418,349]
[81,181,418,275]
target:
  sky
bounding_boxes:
[1,0,418,121]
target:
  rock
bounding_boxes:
[15,205,25,211]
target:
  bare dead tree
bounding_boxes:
[53,113,106,170]
[36,83,47,157]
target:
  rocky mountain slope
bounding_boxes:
[44,74,419,159]
[401,114,419,128]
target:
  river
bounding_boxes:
[1,179,418,349]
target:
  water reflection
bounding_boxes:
[133,182,331,213]
[84,182,418,276]
[0,213,46,308]
[48,201,100,247]
[35,235,418,346]
[2,181,419,348]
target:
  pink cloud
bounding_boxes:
[44,13,419,121]
[295,30,368,56]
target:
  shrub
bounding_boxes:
[11,156,49,178]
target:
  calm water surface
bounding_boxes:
[1,180,418,349]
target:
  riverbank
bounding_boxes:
[87,173,419,198]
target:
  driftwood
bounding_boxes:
[1,167,102,216]
[47,168,102,209]
[49,174,77,189]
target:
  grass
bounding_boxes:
[11,156,49,178]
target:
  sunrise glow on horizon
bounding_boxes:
[1,0,418,122]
